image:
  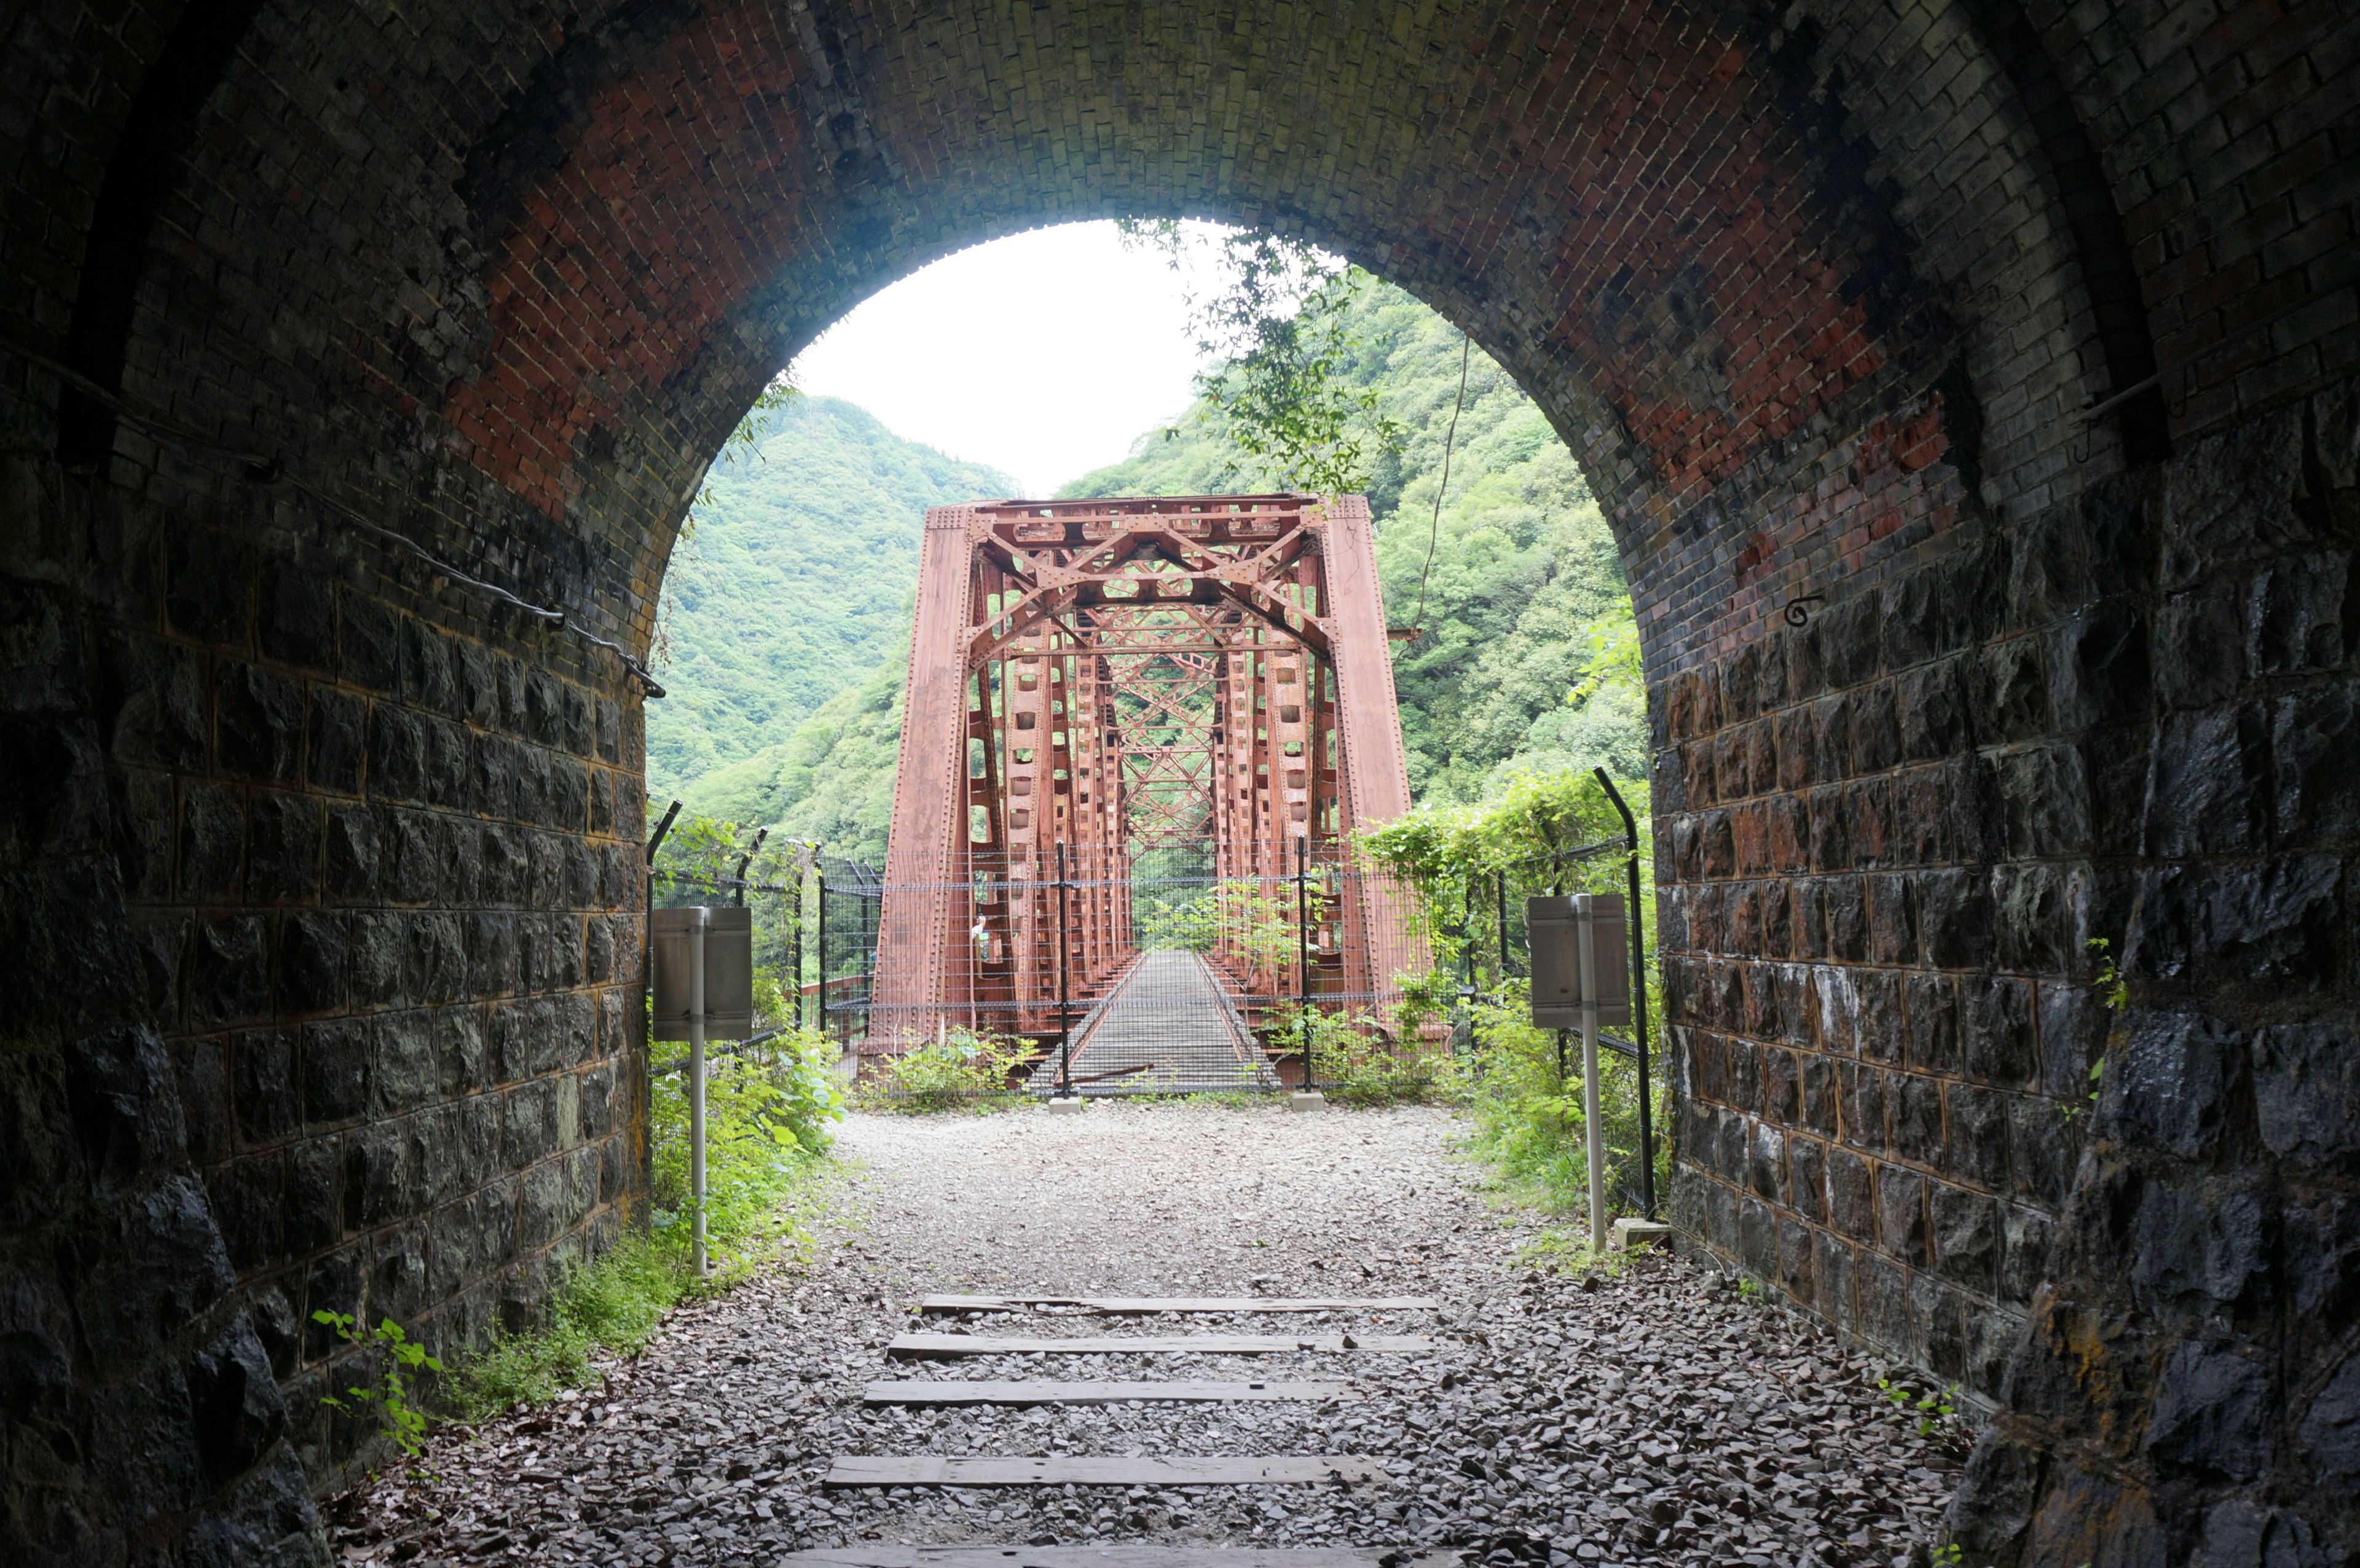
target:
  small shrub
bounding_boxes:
[862,1028,1033,1112]
[446,1233,686,1421]
[1272,1000,1448,1105]
[650,1026,840,1250]
[313,1312,442,1456]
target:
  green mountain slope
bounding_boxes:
[1061,280,1643,802]
[646,396,1014,817]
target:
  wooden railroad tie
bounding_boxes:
[822,1456,1386,1488]
[862,1379,1358,1406]
[918,1296,1441,1314]
[776,1548,1460,1568]
[886,1333,1431,1360]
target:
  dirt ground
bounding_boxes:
[339,1103,1962,1567]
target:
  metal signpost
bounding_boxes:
[652,906,753,1274]
[1528,892,1630,1252]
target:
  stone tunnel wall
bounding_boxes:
[0,474,652,1559]
[1658,379,2359,1563]
[0,0,2353,1562]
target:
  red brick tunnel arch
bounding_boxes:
[1,1,2352,1562]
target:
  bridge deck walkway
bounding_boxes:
[1037,949,1275,1095]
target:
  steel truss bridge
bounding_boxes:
[868,493,1425,1087]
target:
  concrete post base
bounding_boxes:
[1612,1218,1674,1251]
[1288,1092,1327,1112]
[1047,1097,1088,1115]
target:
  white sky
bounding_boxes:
[790,221,1228,496]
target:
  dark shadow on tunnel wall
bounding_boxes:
[0,0,2353,1562]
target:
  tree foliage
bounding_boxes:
[647,394,1013,807]
[1118,221,1404,494]
[1068,275,1647,803]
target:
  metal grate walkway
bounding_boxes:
[1036,950,1277,1095]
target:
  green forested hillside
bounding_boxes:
[646,396,1013,827]
[653,281,1643,856]
[1061,280,1643,802]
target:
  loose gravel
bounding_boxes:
[336,1103,1964,1567]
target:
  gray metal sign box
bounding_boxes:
[650,906,755,1040]
[1527,893,1631,1028]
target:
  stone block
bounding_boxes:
[1928,1181,1999,1292]
[2131,1176,2266,1320]
[259,559,336,672]
[2048,600,2150,731]
[1963,976,2036,1086]
[247,792,321,902]
[1916,867,1994,968]
[215,663,304,782]
[339,594,401,695]
[368,705,427,801]
[2145,1341,2271,1481]
[1992,863,2074,974]
[1748,1119,1786,1202]
[283,1138,342,1252]
[185,1312,288,1489]
[278,911,349,1016]
[2272,678,2359,844]
[184,917,271,1028]
[1810,694,1850,783]
[1788,1135,1827,1223]
[173,1038,232,1167]
[1737,1194,1775,1276]
[2246,554,2341,669]
[1891,1070,1943,1167]
[1978,635,2050,741]
[1991,1088,2061,1206]
[2097,1009,2244,1159]
[232,1030,299,1145]
[208,1151,286,1271]
[177,783,245,903]
[2251,1019,2359,1168]
[2202,853,2343,984]
[1812,1226,1854,1328]
[1824,876,1868,962]
[1866,874,1917,964]
[2000,1205,2052,1307]
[1878,1164,1928,1261]
[308,688,366,795]
[2146,707,2266,855]
[502,1078,561,1166]
[2154,578,2249,707]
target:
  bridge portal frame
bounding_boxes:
[871,494,1417,1053]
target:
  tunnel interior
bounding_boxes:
[0,0,2354,1562]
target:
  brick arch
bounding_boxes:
[0,1,2352,1563]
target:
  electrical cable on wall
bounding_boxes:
[1,335,668,697]
[1407,332,1473,641]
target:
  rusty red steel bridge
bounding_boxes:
[867,493,1426,1086]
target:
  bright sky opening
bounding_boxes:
[790,221,1231,496]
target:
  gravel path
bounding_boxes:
[337,1104,1963,1567]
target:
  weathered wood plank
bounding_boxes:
[919,1296,1440,1314]
[886,1333,1431,1360]
[862,1380,1358,1406]
[822,1456,1386,1488]
[776,1548,1452,1568]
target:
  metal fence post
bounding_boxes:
[689,905,709,1277]
[1575,895,1606,1253]
[1056,840,1072,1096]
[1595,767,1655,1220]
[1296,834,1312,1090]
[813,857,827,1040]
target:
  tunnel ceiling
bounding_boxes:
[0,1,2353,1566]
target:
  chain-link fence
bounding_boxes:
[842,840,1434,1097]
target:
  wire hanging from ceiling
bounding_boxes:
[1407,332,1473,642]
